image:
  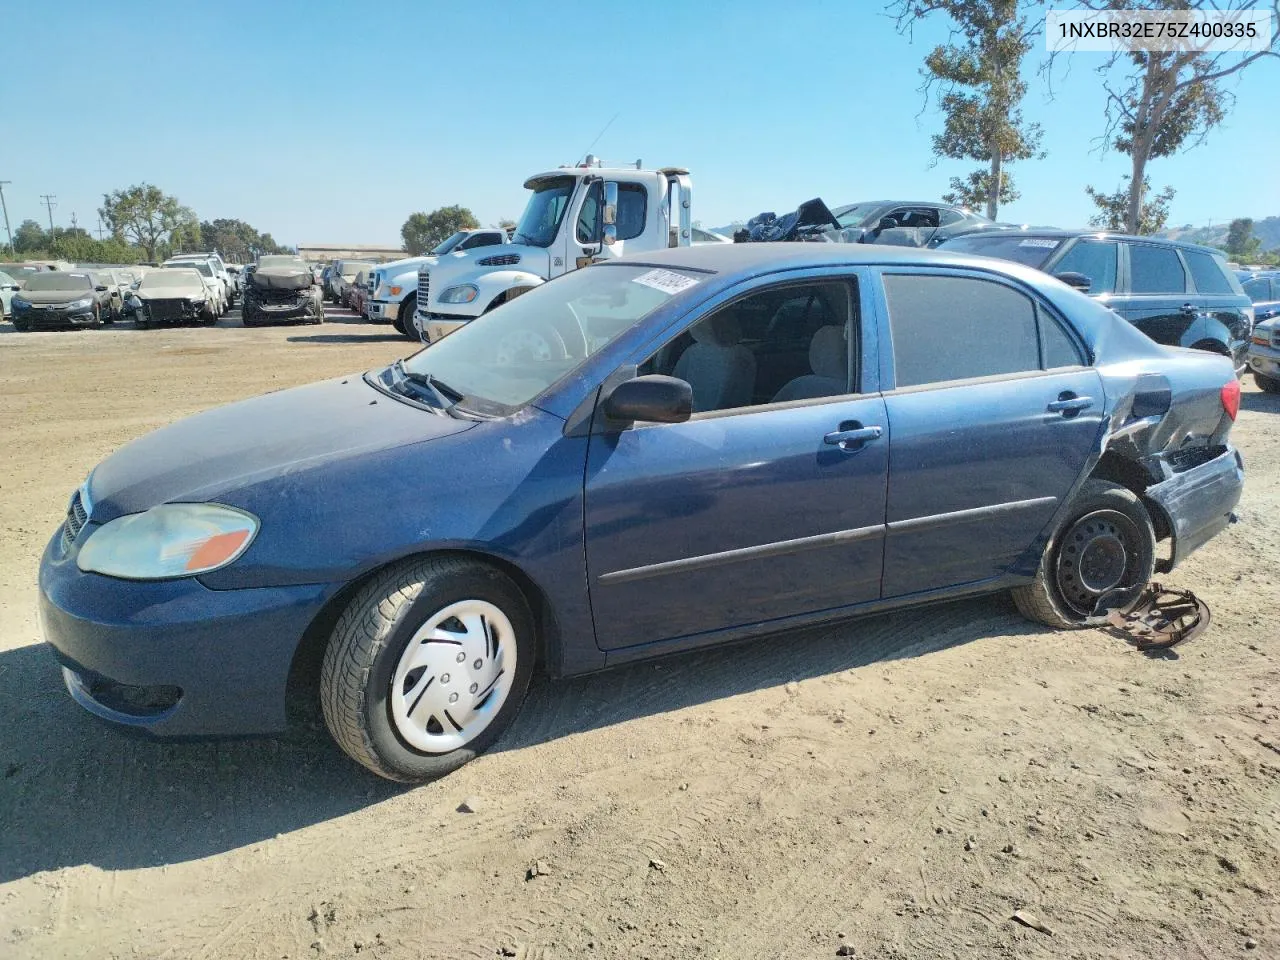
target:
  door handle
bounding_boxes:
[1047,394,1094,415]
[1180,303,1199,316]
[823,424,883,450]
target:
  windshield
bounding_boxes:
[259,255,300,269]
[168,261,213,277]
[431,232,466,255]
[942,234,1065,268]
[834,203,882,229]
[142,269,201,289]
[512,177,575,248]
[22,272,92,292]
[395,264,704,414]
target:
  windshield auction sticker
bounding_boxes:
[1047,8,1272,53]
[632,269,701,295]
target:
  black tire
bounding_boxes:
[12,316,30,332]
[1255,371,1280,394]
[1012,479,1156,629]
[320,555,536,782]
[394,293,416,339]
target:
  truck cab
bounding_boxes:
[415,157,692,341]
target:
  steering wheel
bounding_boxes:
[495,324,568,366]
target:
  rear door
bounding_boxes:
[1182,247,1252,368]
[875,268,1102,597]
[1119,241,1197,348]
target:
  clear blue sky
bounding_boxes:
[5,1,1276,245]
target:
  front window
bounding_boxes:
[1051,240,1119,294]
[512,176,576,248]
[942,234,1065,268]
[834,203,881,229]
[21,272,92,292]
[392,264,706,415]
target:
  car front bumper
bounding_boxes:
[418,314,470,343]
[39,530,335,737]
[368,299,400,323]
[244,296,321,323]
[1247,341,1280,379]
[1146,446,1244,572]
[15,306,97,329]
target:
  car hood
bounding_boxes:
[17,288,95,304]
[87,375,474,519]
[135,283,205,299]
[425,244,548,277]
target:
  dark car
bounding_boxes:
[1240,271,1280,392]
[1238,270,1280,324]
[40,244,1243,782]
[940,230,1254,371]
[10,270,116,331]
[242,256,324,326]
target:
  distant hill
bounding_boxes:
[1159,215,1280,251]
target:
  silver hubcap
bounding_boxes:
[390,599,516,753]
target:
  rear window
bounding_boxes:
[1184,250,1234,296]
[940,235,1064,268]
[1128,244,1186,294]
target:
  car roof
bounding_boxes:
[609,240,1028,275]
[950,228,1227,256]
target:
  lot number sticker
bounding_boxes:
[1018,238,1059,248]
[632,269,700,295]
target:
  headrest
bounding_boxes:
[809,325,847,380]
[689,311,742,346]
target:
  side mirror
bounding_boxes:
[877,216,899,232]
[95,285,109,292]
[1054,271,1093,292]
[602,375,692,424]
[602,181,618,247]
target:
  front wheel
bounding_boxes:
[1012,479,1156,629]
[320,556,536,782]
[1255,371,1280,394]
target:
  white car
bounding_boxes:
[168,252,234,306]
[0,269,21,318]
[162,259,226,315]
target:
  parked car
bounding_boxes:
[1238,270,1280,324]
[38,244,1244,782]
[128,267,216,328]
[9,270,116,330]
[169,252,235,305]
[93,269,134,318]
[348,270,371,318]
[241,256,323,326]
[333,260,375,307]
[691,227,732,244]
[940,230,1254,371]
[0,269,20,318]
[162,259,226,316]
[831,200,996,247]
[225,265,244,297]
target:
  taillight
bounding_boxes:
[1221,379,1240,421]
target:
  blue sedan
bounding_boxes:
[39,244,1245,781]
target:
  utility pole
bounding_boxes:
[40,194,57,237]
[95,216,106,240]
[70,212,79,231]
[0,181,13,254]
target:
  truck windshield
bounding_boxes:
[512,177,575,248]
[431,232,466,255]
[390,263,704,415]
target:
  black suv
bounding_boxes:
[940,230,1253,370]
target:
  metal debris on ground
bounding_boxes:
[1100,583,1210,651]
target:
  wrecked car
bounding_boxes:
[40,244,1242,782]
[734,199,998,247]
[242,257,324,327]
[128,267,215,328]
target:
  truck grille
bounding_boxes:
[63,489,88,548]
[417,269,430,309]
[477,253,520,267]
[1272,329,1280,348]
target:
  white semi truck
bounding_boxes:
[414,157,692,341]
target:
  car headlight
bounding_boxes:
[438,284,479,304]
[12,296,29,309]
[77,503,259,580]
[68,297,94,310]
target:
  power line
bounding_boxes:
[40,194,57,235]
[0,181,13,254]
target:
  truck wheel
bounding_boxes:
[395,294,416,338]
[1012,479,1155,629]
[320,555,536,782]
[1255,371,1280,394]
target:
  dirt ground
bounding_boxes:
[1,307,1278,960]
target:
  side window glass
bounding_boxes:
[575,184,601,244]
[1128,244,1187,294]
[1040,311,1086,368]
[641,281,855,413]
[884,274,1040,388]
[937,208,965,226]
[1242,278,1267,301]
[1051,240,1118,294]
[1183,250,1232,295]
[615,184,647,241]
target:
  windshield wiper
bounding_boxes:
[392,359,463,411]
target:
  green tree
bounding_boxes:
[195,218,291,262]
[98,183,198,261]
[1224,218,1263,262]
[893,0,1044,219]
[401,206,480,255]
[1084,176,1175,234]
[1061,0,1279,234]
[13,219,48,254]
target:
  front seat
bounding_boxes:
[772,325,848,402]
[672,312,756,412]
